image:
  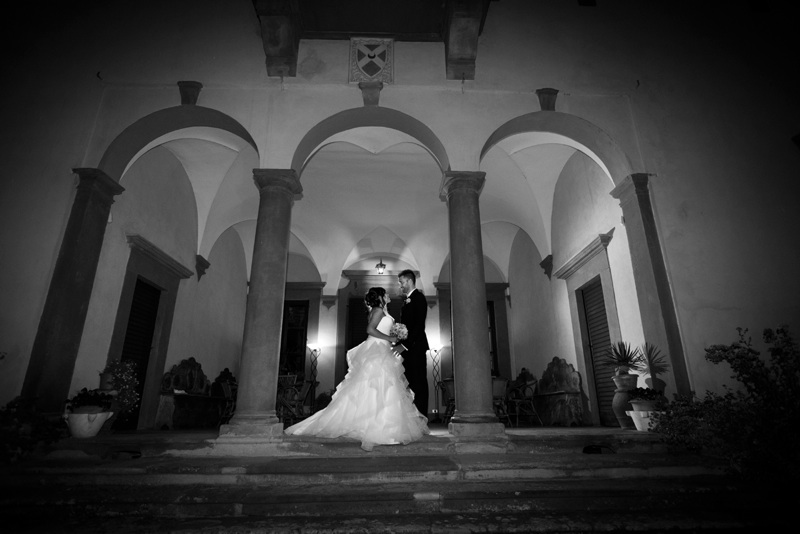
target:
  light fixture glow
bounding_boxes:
[375,257,386,274]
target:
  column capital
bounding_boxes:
[253,168,303,199]
[610,173,653,203]
[72,167,125,201]
[439,170,486,202]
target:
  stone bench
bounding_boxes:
[155,358,236,429]
[531,357,588,427]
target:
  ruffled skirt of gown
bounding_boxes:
[284,336,429,451]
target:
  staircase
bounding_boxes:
[1,426,791,532]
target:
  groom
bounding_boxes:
[396,269,430,417]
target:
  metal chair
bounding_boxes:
[492,377,511,426]
[507,379,543,427]
[439,378,456,425]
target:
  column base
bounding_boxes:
[447,420,510,454]
[218,412,284,440]
[448,420,506,438]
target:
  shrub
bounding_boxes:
[101,359,140,414]
[1,397,64,464]
[651,326,800,481]
[628,387,666,402]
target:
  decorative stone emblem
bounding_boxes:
[349,37,393,84]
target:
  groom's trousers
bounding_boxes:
[403,350,429,417]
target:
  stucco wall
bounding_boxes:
[168,227,247,383]
[507,229,575,380]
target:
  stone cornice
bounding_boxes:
[127,235,194,279]
[553,229,615,280]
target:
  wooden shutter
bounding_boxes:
[581,279,616,426]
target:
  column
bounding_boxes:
[22,168,125,413]
[221,169,302,437]
[440,171,505,438]
[610,173,691,395]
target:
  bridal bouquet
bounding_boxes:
[391,323,408,340]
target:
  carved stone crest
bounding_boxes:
[349,37,394,84]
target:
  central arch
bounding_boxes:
[291,107,450,177]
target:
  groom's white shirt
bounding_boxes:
[395,288,416,353]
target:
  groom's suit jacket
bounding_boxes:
[400,290,429,355]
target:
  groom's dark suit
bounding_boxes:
[400,290,429,417]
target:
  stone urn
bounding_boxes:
[611,374,638,429]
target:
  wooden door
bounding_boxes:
[114,277,161,430]
[580,278,616,426]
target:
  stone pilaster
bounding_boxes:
[440,171,506,445]
[610,173,690,395]
[22,168,125,412]
[220,169,302,439]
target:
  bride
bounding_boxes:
[284,287,429,451]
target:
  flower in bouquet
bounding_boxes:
[391,323,408,340]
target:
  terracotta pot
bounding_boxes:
[64,412,114,438]
[611,374,638,429]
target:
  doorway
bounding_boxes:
[578,277,616,426]
[280,301,310,379]
[107,235,192,430]
[114,277,161,430]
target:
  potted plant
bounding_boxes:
[627,386,666,412]
[64,388,115,438]
[641,342,670,393]
[600,342,644,429]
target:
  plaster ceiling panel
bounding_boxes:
[162,138,239,254]
[480,146,549,253]
[295,140,445,280]
[509,143,577,252]
[480,221,524,281]
[324,127,424,155]
[198,154,260,258]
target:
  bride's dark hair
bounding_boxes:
[364,287,386,309]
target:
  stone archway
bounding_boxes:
[22,103,259,413]
[99,105,258,183]
[480,110,633,186]
[480,110,690,401]
[291,106,450,177]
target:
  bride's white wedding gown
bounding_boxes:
[284,314,429,451]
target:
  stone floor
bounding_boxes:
[1,423,794,533]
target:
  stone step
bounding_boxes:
[45,425,670,459]
[1,473,789,532]
[7,427,787,531]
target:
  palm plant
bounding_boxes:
[641,342,670,380]
[601,341,644,375]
